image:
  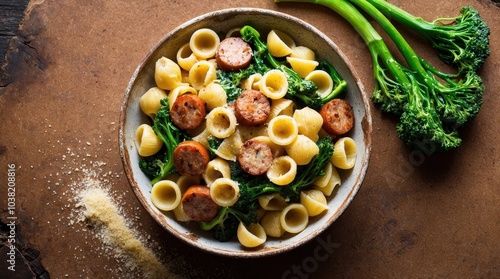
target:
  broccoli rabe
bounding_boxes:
[277,0,487,151]
[240,25,347,110]
[364,1,490,75]
[139,98,188,185]
[200,137,335,241]
[217,63,262,102]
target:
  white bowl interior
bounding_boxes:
[119,8,372,257]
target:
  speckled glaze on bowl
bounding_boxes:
[119,8,372,257]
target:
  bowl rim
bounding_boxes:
[119,7,372,258]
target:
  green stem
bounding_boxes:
[275,0,410,85]
[348,0,428,75]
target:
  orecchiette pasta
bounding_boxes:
[189,28,220,59]
[189,60,217,90]
[314,165,341,196]
[214,130,243,161]
[151,180,182,211]
[305,70,334,99]
[258,193,288,211]
[300,189,328,217]
[237,222,267,248]
[331,137,357,169]
[289,45,316,60]
[269,98,295,119]
[134,124,163,157]
[155,57,182,90]
[209,178,240,207]
[293,107,323,142]
[168,85,198,108]
[260,211,285,237]
[206,106,237,139]
[285,134,319,165]
[176,43,199,71]
[259,69,289,99]
[286,57,319,78]
[266,156,297,186]
[198,82,227,111]
[240,73,262,91]
[280,203,309,234]
[313,162,333,188]
[203,158,231,186]
[267,29,295,57]
[139,87,168,119]
[268,115,298,146]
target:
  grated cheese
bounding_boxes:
[75,182,168,279]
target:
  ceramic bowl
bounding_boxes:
[119,8,372,257]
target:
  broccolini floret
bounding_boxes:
[364,1,490,75]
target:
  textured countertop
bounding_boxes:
[0,0,499,278]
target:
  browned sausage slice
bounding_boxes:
[235,90,271,126]
[170,94,206,130]
[319,99,354,136]
[238,139,273,176]
[173,141,210,176]
[182,185,219,222]
[216,37,252,72]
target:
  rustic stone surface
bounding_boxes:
[0,0,499,278]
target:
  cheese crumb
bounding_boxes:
[75,178,169,279]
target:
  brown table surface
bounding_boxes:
[1,0,499,278]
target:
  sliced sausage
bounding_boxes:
[238,139,273,176]
[234,90,271,126]
[173,141,210,176]
[182,185,219,222]
[216,37,252,72]
[319,99,354,136]
[170,94,206,130]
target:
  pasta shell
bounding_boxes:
[155,57,182,90]
[134,124,163,157]
[331,137,357,169]
[280,203,309,234]
[189,28,220,59]
[305,70,334,99]
[237,222,267,248]
[300,189,328,217]
[286,57,318,78]
[267,29,295,57]
[151,180,182,212]
[289,46,316,60]
[260,211,285,237]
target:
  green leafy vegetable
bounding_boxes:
[139,98,188,185]
[240,25,347,110]
[364,1,490,75]
[200,137,335,241]
[276,0,488,151]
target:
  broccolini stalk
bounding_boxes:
[364,0,490,74]
[276,0,413,116]
[276,0,464,151]
[347,0,484,129]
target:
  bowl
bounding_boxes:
[119,8,372,257]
